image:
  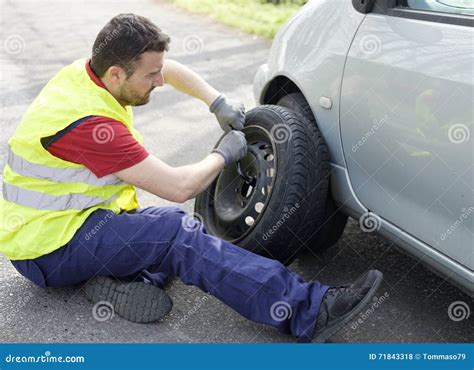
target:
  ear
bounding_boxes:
[106,65,127,85]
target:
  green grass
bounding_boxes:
[169,0,303,38]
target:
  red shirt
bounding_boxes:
[43,60,149,178]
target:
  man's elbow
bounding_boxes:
[172,191,192,204]
[174,174,197,203]
[167,178,196,203]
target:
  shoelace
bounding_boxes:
[326,285,351,297]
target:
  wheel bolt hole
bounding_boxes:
[261,185,272,195]
[266,168,275,178]
[240,183,254,198]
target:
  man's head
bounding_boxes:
[91,14,171,106]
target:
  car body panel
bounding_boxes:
[340,14,473,270]
[253,0,473,294]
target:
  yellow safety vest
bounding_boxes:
[0,59,144,260]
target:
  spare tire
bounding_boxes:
[277,93,348,251]
[194,105,329,264]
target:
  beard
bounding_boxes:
[119,86,154,106]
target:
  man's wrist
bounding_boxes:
[204,89,221,107]
[210,150,226,166]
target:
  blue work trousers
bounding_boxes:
[11,206,329,342]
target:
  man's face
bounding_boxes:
[118,51,165,106]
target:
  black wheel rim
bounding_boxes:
[206,125,277,242]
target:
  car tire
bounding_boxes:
[277,93,348,251]
[194,105,329,264]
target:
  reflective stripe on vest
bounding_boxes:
[2,182,119,211]
[7,147,124,186]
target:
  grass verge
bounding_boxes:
[169,0,303,38]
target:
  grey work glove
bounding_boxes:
[211,130,248,166]
[210,94,245,132]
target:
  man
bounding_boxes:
[0,14,383,343]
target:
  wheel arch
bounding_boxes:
[262,76,300,105]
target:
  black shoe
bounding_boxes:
[313,269,383,343]
[84,276,173,323]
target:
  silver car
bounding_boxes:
[195,0,473,295]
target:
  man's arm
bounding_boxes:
[113,153,225,204]
[113,131,247,203]
[162,59,220,106]
[163,59,246,132]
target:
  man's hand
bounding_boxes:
[210,94,245,132]
[211,130,248,166]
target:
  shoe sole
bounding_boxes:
[313,270,384,343]
[85,276,173,323]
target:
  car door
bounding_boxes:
[339,0,473,269]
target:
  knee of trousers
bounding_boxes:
[163,206,187,215]
[147,208,195,241]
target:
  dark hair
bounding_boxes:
[91,13,170,77]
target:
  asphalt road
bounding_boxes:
[0,0,471,343]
